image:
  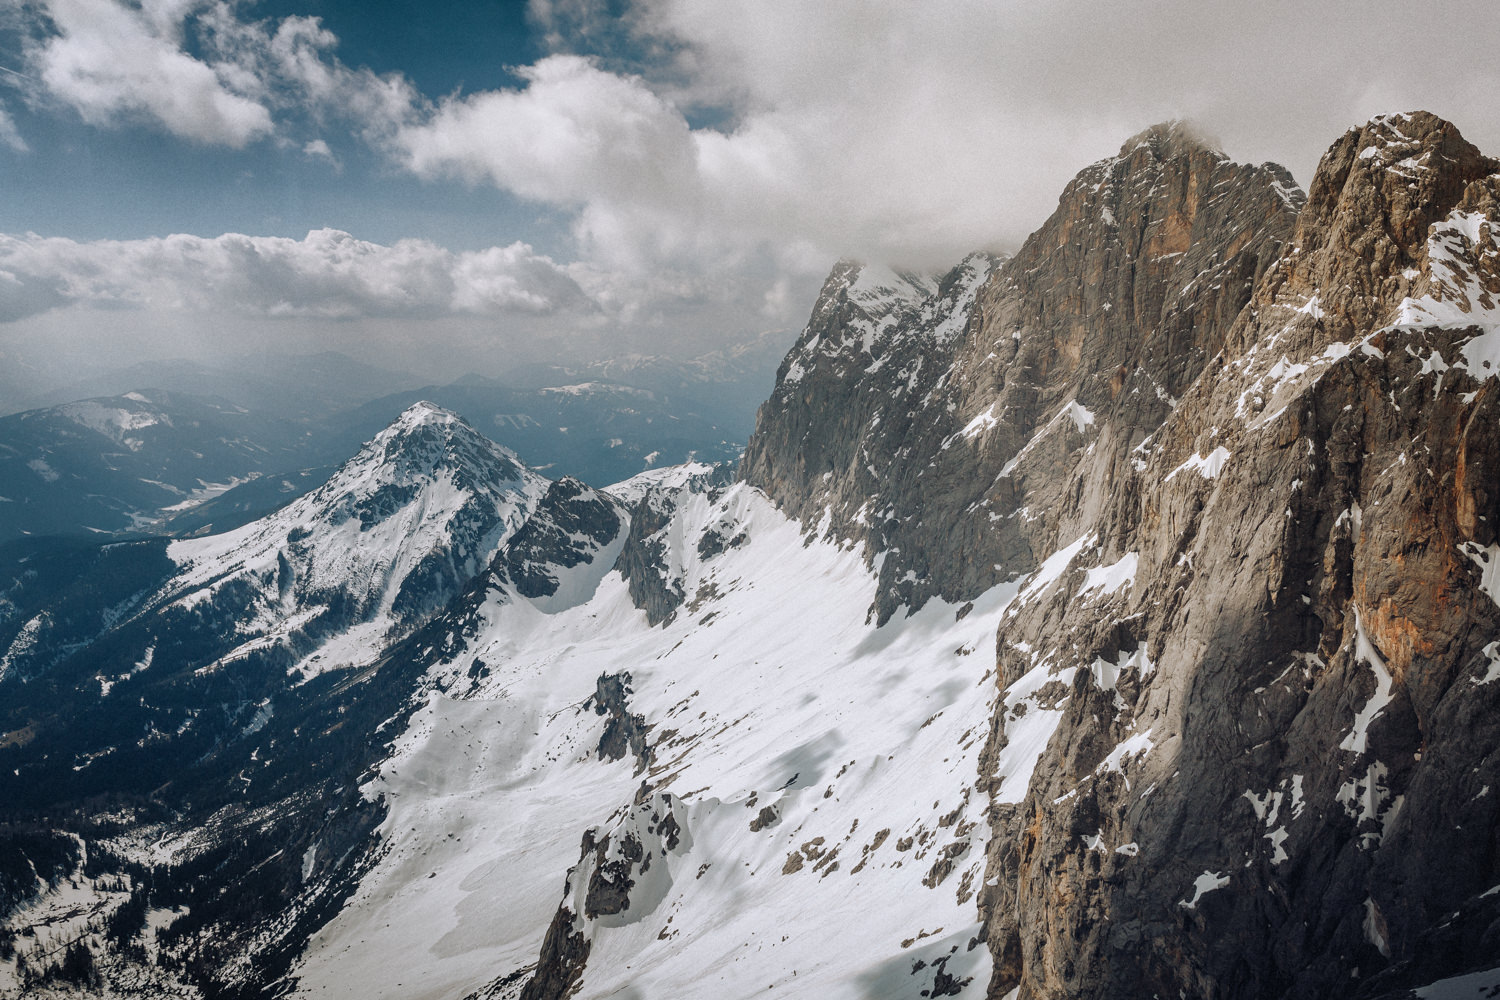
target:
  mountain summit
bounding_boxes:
[165,401,548,676]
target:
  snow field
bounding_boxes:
[294,483,1037,999]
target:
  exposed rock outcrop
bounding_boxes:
[611,464,735,625]
[743,122,1302,623]
[499,477,625,600]
[588,672,652,773]
[512,793,691,997]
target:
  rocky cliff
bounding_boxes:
[742,121,1303,624]
[742,112,1500,998]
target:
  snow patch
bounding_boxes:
[1179,871,1229,909]
[1079,552,1137,598]
[1339,609,1395,754]
[1098,730,1154,775]
[1016,533,1095,605]
[1166,445,1231,482]
[1415,966,1500,999]
[1460,542,1500,609]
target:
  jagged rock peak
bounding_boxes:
[786,259,939,370]
[1057,119,1304,235]
[838,260,939,315]
[1252,110,1500,343]
[1301,111,1497,251]
[1096,119,1300,210]
[1118,118,1225,161]
[742,115,1305,624]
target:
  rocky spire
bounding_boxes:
[1251,110,1499,344]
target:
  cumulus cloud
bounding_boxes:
[0,228,595,322]
[302,137,338,167]
[33,0,274,146]
[22,0,417,147]
[193,6,419,139]
[396,56,705,267]
[402,0,1500,277]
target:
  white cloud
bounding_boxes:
[384,7,1155,279]
[194,8,420,138]
[0,105,25,151]
[0,228,595,322]
[400,57,693,210]
[24,0,418,148]
[302,137,338,167]
[396,56,709,269]
[34,0,273,146]
[399,0,1500,279]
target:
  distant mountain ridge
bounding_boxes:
[0,337,784,542]
[0,388,319,540]
[2,351,420,421]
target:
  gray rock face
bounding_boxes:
[742,122,1302,624]
[611,486,685,627]
[588,671,652,773]
[611,464,736,626]
[499,476,624,600]
[971,112,1500,1000]
[742,113,1500,997]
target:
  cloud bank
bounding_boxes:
[0,229,594,323]
[4,0,1499,351]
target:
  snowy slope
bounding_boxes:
[600,460,723,509]
[291,480,1037,1000]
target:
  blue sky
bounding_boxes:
[2,0,558,250]
[1,0,1498,388]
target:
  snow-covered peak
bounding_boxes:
[164,405,550,677]
[842,261,939,319]
[390,399,454,427]
[369,400,469,454]
[781,261,939,385]
[357,401,523,485]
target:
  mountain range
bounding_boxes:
[2,111,1499,1000]
[0,337,782,543]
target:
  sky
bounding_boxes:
[1,0,1499,389]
